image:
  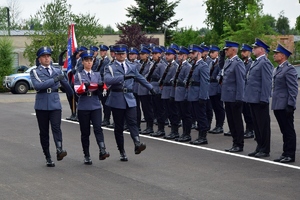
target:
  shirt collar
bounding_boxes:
[256,54,265,61]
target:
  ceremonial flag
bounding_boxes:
[64,23,77,83]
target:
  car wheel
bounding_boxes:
[14,81,29,94]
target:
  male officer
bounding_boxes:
[139,47,155,135]
[75,46,88,73]
[154,47,179,138]
[240,44,255,139]
[169,46,192,141]
[104,44,156,161]
[186,45,210,145]
[170,43,180,64]
[90,45,100,70]
[30,46,73,167]
[221,41,245,152]
[272,44,298,163]
[207,45,225,134]
[147,46,168,137]
[244,38,273,158]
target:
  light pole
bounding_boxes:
[6,7,11,36]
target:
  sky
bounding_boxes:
[1,0,300,30]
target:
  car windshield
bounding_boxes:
[24,66,37,73]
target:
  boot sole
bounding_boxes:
[57,151,67,161]
[135,145,146,154]
[99,153,110,160]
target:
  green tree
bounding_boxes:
[276,11,290,34]
[169,27,203,47]
[296,15,300,32]
[23,0,103,65]
[126,0,181,44]
[0,37,14,92]
[261,14,276,34]
[0,7,8,30]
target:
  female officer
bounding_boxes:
[74,50,110,165]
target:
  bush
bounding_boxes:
[0,37,14,93]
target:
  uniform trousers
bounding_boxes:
[274,109,296,158]
[139,95,154,122]
[224,102,244,148]
[111,106,139,151]
[243,102,254,130]
[35,109,62,157]
[163,98,180,126]
[176,100,192,130]
[191,101,209,132]
[66,90,78,114]
[133,93,141,128]
[249,103,270,153]
[152,94,166,124]
[206,99,213,129]
[99,90,111,120]
[77,108,104,156]
[210,94,225,127]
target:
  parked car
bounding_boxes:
[3,63,62,94]
[14,65,29,73]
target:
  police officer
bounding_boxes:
[155,47,179,139]
[221,41,245,152]
[75,46,88,73]
[30,46,73,167]
[240,44,255,139]
[104,44,156,161]
[207,45,225,134]
[74,50,110,165]
[169,46,192,141]
[186,44,210,145]
[245,38,273,158]
[272,44,298,163]
[139,47,155,135]
[90,45,100,70]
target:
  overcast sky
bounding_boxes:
[2,0,300,30]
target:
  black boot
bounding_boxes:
[164,125,179,140]
[190,131,208,145]
[56,141,67,161]
[101,118,110,126]
[141,121,154,135]
[209,126,224,134]
[244,129,254,139]
[176,125,191,142]
[46,157,55,167]
[99,142,110,160]
[150,123,165,137]
[133,136,146,154]
[119,149,128,161]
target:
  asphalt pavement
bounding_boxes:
[1,91,300,200]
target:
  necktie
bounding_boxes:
[87,72,91,80]
[45,68,50,75]
[121,63,125,72]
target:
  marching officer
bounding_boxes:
[30,46,73,167]
[244,38,273,158]
[104,44,156,161]
[272,44,298,163]
[74,50,110,165]
[221,41,245,152]
[155,47,179,139]
[170,46,193,141]
[138,47,156,135]
[75,46,88,73]
[186,44,210,145]
[207,45,225,134]
[90,46,100,70]
[240,44,255,139]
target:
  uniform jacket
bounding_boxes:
[161,60,178,99]
[221,55,245,102]
[30,65,73,110]
[76,58,84,73]
[185,59,210,101]
[271,61,298,110]
[244,57,253,75]
[91,57,100,72]
[74,70,102,110]
[209,58,222,96]
[137,59,153,96]
[243,55,273,103]
[204,56,213,66]
[174,60,191,101]
[146,59,167,94]
[93,56,111,77]
[129,60,142,94]
[104,61,153,109]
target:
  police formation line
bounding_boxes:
[30,38,298,167]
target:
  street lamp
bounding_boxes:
[6,7,11,36]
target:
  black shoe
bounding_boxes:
[56,148,67,161]
[99,150,110,160]
[120,151,128,162]
[225,146,243,152]
[248,150,258,157]
[191,123,196,129]
[66,114,76,121]
[150,130,165,137]
[84,156,92,165]
[134,142,146,154]
[274,156,285,162]
[164,133,179,140]
[254,152,270,158]
[106,123,115,128]
[140,127,154,135]
[208,126,223,134]
[224,131,232,136]
[46,158,55,167]
[101,119,110,126]
[244,130,254,139]
[189,138,208,145]
[175,135,191,142]
[141,118,146,122]
[280,156,295,163]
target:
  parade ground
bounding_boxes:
[1,89,300,200]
